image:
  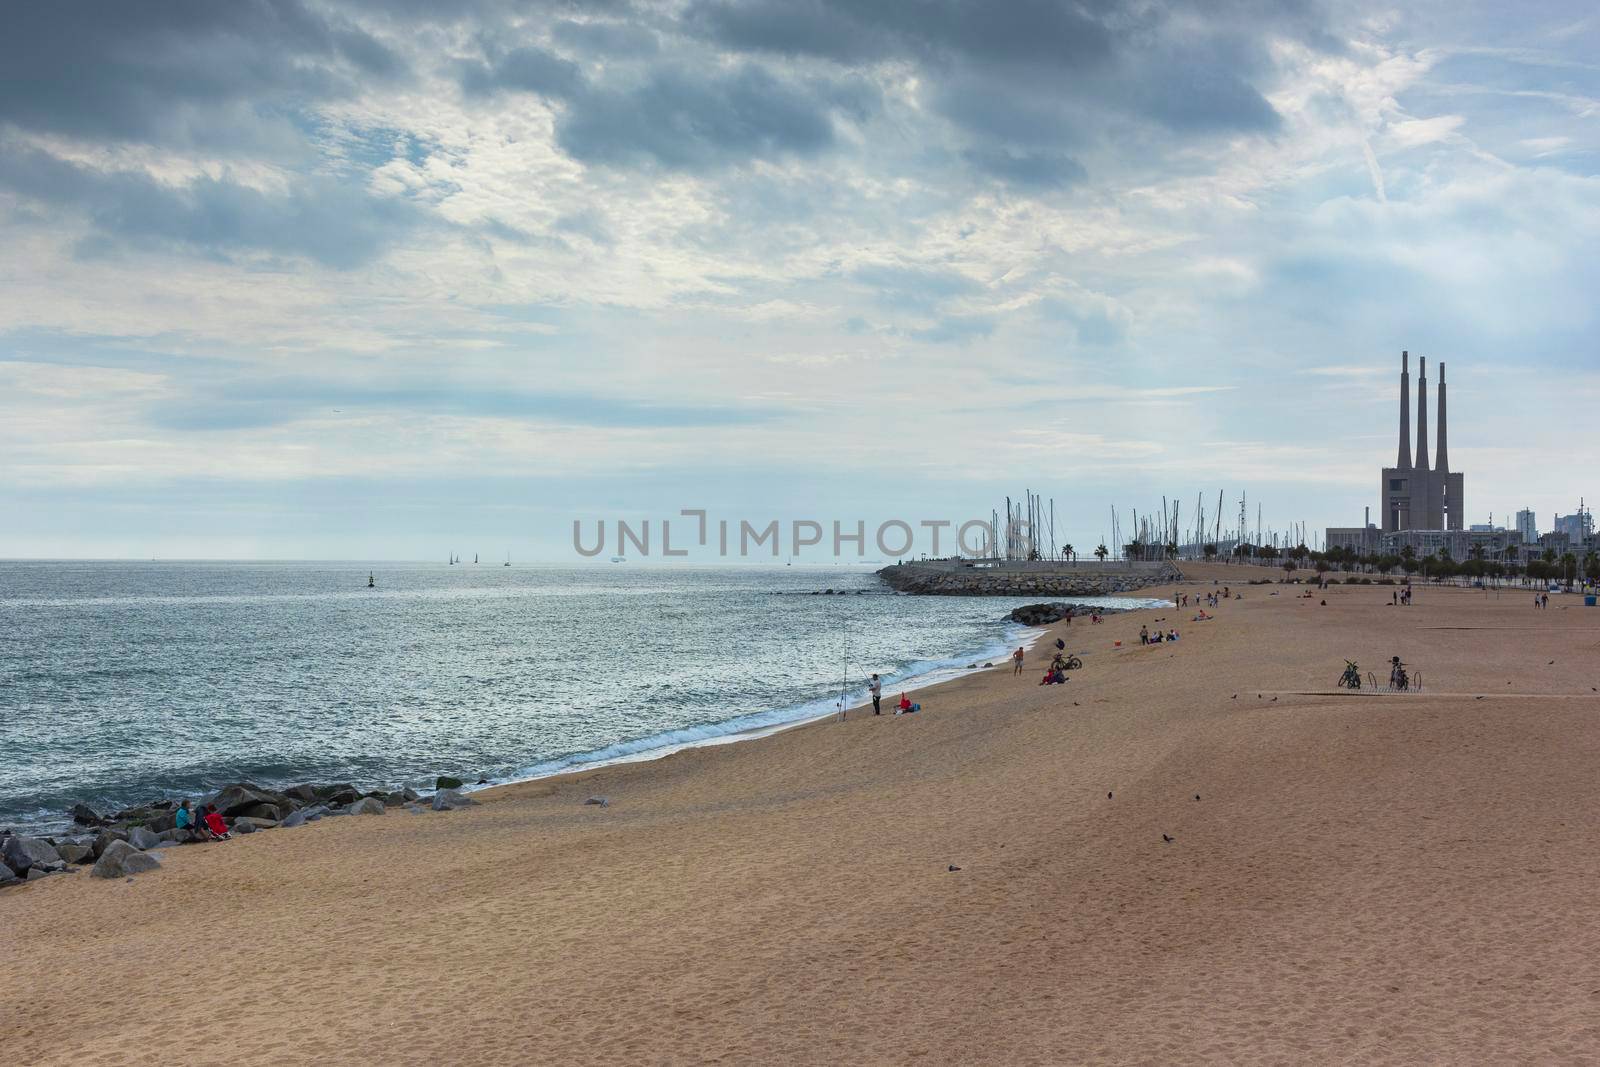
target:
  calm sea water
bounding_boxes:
[0,562,1151,833]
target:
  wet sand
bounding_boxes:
[7,566,1600,1064]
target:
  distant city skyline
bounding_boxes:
[2,2,1596,559]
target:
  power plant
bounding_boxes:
[1381,351,1463,531]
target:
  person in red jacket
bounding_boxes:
[202,805,232,840]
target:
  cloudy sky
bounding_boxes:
[2,1,1596,560]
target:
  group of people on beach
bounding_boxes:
[866,674,919,716]
[1533,592,1550,609]
[175,798,232,841]
[1138,625,1179,645]
[1039,649,1075,685]
[1391,586,1415,606]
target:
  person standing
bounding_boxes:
[1012,647,1025,675]
[869,673,882,715]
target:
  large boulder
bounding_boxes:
[92,829,130,858]
[90,839,162,879]
[0,861,20,887]
[315,783,360,806]
[2,835,63,875]
[239,802,284,822]
[126,826,161,851]
[209,784,280,818]
[146,811,178,834]
[284,784,320,804]
[280,805,329,829]
[348,797,385,816]
[431,789,478,812]
[435,776,465,790]
[232,817,278,833]
[57,841,95,865]
[70,802,104,826]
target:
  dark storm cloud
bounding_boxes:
[680,0,1323,180]
[554,65,844,169]
[551,19,661,57]
[0,147,419,269]
[684,0,1114,67]
[459,45,586,97]
[960,148,1087,190]
[0,0,405,147]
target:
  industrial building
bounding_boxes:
[1381,351,1463,532]
[1328,351,1464,556]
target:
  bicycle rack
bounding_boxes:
[1365,670,1423,693]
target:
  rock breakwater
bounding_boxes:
[878,560,1180,597]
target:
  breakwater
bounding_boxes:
[878,560,1181,596]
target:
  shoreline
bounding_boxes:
[3,591,1164,839]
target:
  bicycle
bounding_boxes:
[1337,660,1361,689]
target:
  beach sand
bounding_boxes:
[7,567,1600,1064]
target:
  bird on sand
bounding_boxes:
[1194,795,1201,801]
[1107,792,1113,799]
[948,865,962,872]
[1162,834,1174,843]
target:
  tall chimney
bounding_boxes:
[1397,351,1412,469]
[1415,356,1429,471]
[1435,361,1448,472]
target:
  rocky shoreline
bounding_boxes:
[878,560,1181,597]
[1,777,484,888]
[1006,601,1138,626]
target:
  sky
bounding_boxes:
[1,0,1597,561]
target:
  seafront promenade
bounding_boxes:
[7,565,1600,1064]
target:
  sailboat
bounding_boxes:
[449,553,457,565]
[473,553,478,564]
[504,549,511,567]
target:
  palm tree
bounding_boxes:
[1062,543,1074,565]
[1094,543,1109,564]
[1203,543,1218,561]
[1165,540,1179,560]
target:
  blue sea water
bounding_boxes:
[0,561,1153,834]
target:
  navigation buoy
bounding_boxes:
[368,574,375,588]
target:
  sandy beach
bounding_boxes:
[7,565,1600,1065]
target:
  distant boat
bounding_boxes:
[368,573,375,588]
[504,550,511,567]
[610,556,626,563]
[473,553,478,564]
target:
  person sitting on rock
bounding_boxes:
[174,799,204,842]
[201,804,232,841]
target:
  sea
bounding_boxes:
[0,561,1159,835]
